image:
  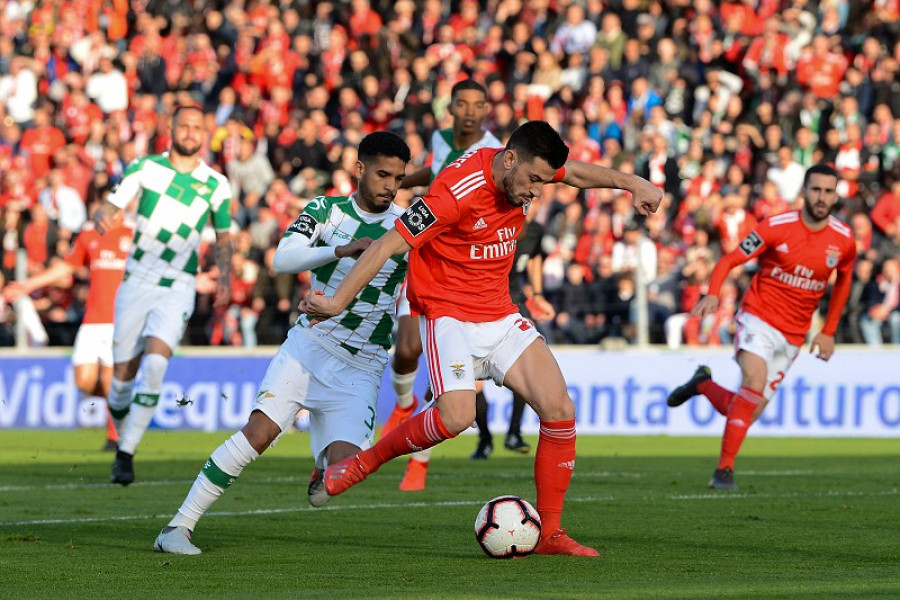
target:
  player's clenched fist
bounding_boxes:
[630,177,663,216]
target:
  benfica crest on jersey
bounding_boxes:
[825,247,841,268]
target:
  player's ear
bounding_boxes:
[503,149,516,170]
[355,160,366,181]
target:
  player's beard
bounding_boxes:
[357,184,392,213]
[172,139,202,158]
[501,170,530,207]
[804,198,834,223]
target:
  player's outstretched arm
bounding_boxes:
[559,162,663,216]
[302,229,412,320]
[692,244,762,317]
[1,260,75,303]
[399,166,432,190]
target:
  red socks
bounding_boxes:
[534,419,576,537]
[698,379,736,416]
[718,386,764,470]
[358,407,455,473]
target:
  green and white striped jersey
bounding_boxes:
[280,195,408,373]
[108,154,232,290]
[429,128,503,179]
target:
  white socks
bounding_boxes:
[117,354,168,455]
[391,368,417,409]
[169,431,259,531]
[107,377,135,433]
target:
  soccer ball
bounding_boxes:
[474,495,542,558]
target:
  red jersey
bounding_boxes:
[65,223,132,324]
[708,211,856,345]
[395,148,525,322]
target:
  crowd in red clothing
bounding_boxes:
[2,0,900,348]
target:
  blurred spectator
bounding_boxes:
[860,256,900,345]
[0,0,898,348]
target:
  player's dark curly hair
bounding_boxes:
[506,121,569,169]
[358,131,411,164]
[803,163,839,186]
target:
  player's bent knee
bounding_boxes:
[436,398,476,434]
[241,410,281,454]
[533,393,575,422]
[140,354,169,390]
[73,372,96,395]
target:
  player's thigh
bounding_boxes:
[733,311,776,392]
[305,361,381,467]
[501,337,573,422]
[112,283,156,364]
[145,289,195,354]
[419,316,478,397]
[762,341,801,401]
[72,323,113,368]
[251,330,314,436]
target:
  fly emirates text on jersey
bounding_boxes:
[470,226,517,260]
[769,264,827,292]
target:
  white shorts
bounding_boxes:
[421,313,541,397]
[396,279,411,319]
[733,310,801,400]
[112,280,195,363]
[252,327,381,467]
[72,323,115,366]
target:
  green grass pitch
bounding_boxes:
[1,429,898,599]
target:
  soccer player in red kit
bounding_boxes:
[3,219,133,448]
[303,121,662,557]
[667,164,855,490]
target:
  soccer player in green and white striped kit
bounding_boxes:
[96,105,234,486]
[154,131,411,555]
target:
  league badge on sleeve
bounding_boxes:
[739,231,763,256]
[400,199,437,237]
[287,213,317,238]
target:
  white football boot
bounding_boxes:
[154,526,202,555]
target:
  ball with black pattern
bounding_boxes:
[474,495,542,558]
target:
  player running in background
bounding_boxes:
[154,132,411,555]
[304,121,662,557]
[96,105,233,485]
[667,163,855,491]
[2,215,133,450]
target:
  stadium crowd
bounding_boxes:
[1,0,899,349]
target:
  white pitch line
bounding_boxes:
[668,489,900,501]
[0,496,616,527]
[2,488,899,527]
[0,471,641,493]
